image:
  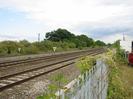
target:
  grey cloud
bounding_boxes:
[73,20,133,43]
[76,25,132,38]
[73,13,133,39]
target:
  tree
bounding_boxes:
[19,40,31,47]
[112,40,120,49]
[45,29,97,48]
[0,29,106,56]
[0,41,19,54]
[107,43,112,47]
[76,35,94,47]
[45,28,75,42]
[95,40,106,46]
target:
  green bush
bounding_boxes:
[76,56,96,73]
[22,45,40,54]
[0,28,107,56]
[106,49,128,99]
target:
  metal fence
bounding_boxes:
[56,60,108,99]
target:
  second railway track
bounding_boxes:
[0,48,104,77]
[0,48,102,68]
[0,48,105,92]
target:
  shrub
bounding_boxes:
[76,56,96,73]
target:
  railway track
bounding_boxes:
[0,49,104,78]
[0,48,100,68]
[0,48,104,80]
[0,48,105,92]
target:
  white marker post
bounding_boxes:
[18,48,21,53]
[53,47,57,54]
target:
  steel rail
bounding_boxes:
[0,48,102,68]
[0,50,104,80]
[0,50,104,92]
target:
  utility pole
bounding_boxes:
[38,33,40,42]
[123,33,125,41]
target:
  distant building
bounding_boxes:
[120,34,133,53]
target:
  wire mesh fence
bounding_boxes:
[57,59,108,99]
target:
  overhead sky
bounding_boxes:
[0,0,133,43]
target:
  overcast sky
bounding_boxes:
[0,0,133,43]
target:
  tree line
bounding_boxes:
[0,28,107,56]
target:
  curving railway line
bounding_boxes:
[0,48,105,92]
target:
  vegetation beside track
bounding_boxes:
[0,28,106,56]
[106,41,133,99]
[36,73,68,99]
[36,56,98,99]
[36,40,133,99]
[75,39,133,99]
[76,56,97,73]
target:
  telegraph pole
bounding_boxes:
[38,33,40,42]
[123,33,125,41]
